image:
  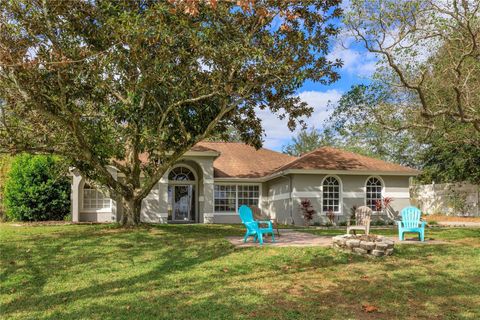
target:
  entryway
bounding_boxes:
[167,165,197,223]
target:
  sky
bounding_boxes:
[260,27,378,152]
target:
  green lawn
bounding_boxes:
[1,224,479,320]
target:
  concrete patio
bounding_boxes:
[225,229,447,247]
[226,230,332,247]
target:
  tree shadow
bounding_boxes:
[2,224,477,319]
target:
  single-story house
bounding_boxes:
[70,142,420,225]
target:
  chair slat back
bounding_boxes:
[239,205,254,224]
[401,206,421,228]
[355,206,372,226]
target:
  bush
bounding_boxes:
[371,220,387,226]
[299,199,316,226]
[4,154,71,221]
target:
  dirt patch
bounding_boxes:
[449,237,480,247]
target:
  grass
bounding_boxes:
[1,223,479,320]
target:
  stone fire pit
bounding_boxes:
[332,234,394,257]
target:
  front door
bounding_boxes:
[172,185,195,222]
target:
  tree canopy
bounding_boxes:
[282,126,333,157]
[0,0,342,225]
[345,0,480,145]
[318,83,480,184]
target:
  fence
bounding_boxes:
[410,182,480,216]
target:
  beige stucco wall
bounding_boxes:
[263,177,293,224]
[71,166,120,223]
[71,158,413,225]
[265,173,412,225]
[141,156,215,223]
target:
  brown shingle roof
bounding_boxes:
[196,142,296,178]
[276,146,419,174]
[126,143,418,178]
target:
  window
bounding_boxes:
[214,184,260,212]
[366,177,383,211]
[214,185,236,212]
[83,185,111,211]
[169,166,195,181]
[322,176,340,213]
[238,185,260,207]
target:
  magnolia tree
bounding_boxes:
[0,0,342,225]
[345,0,480,145]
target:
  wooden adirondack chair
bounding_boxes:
[249,205,280,236]
[238,205,275,245]
[347,206,372,235]
[397,206,426,241]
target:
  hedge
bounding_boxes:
[4,154,71,221]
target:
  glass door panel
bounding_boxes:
[173,185,195,221]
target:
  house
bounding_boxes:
[70,142,420,224]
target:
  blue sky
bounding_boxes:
[260,32,378,152]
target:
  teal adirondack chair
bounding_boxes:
[397,206,426,241]
[238,205,275,245]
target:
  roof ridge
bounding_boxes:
[321,146,414,169]
[273,145,418,174]
[199,141,298,159]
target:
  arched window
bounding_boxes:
[322,176,340,213]
[83,184,111,211]
[168,166,195,181]
[366,177,383,211]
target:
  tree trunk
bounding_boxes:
[121,197,142,227]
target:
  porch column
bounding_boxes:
[203,179,214,223]
[70,169,83,223]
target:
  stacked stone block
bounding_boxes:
[332,234,394,257]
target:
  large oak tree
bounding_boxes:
[345,0,480,144]
[0,0,342,225]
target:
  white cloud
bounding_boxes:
[258,89,342,151]
[327,38,378,77]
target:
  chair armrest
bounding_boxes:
[396,221,403,227]
[245,221,259,229]
[420,221,427,228]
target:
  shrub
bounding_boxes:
[326,208,335,225]
[349,205,358,223]
[4,154,71,221]
[371,220,387,226]
[299,199,316,226]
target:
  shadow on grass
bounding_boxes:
[1,224,479,319]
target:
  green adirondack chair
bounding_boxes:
[397,206,426,241]
[238,205,275,245]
